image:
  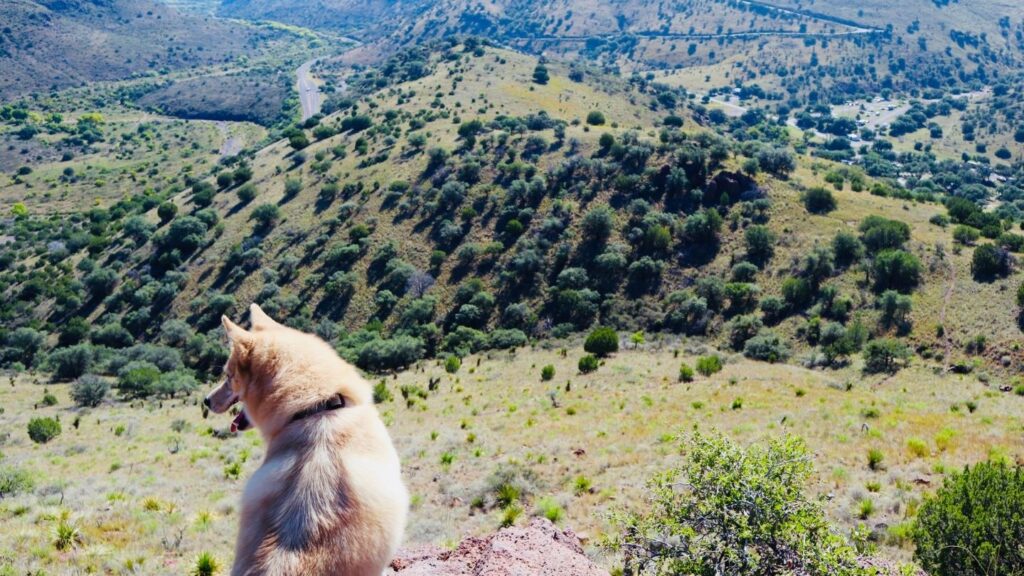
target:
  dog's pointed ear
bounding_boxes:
[222,315,252,345]
[249,303,282,331]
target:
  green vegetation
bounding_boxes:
[612,433,864,575]
[696,355,723,377]
[2,27,1024,574]
[27,417,61,444]
[914,461,1024,576]
[578,354,599,374]
[541,364,555,381]
[584,327,619,358]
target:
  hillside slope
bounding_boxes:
[4,43,1022,382]
[0,0,283,99]
[219,0,1024,101]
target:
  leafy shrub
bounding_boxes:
[48,344,94,380]
[71,374,109,407]
[28,417,61,444]
[487,328,528,350]
[971,243,1012,280]
[726,314,762,350]
[906,437,929,458]
[532,64,549,84]
[584,327,619,357]
[236,183,256,204]
[863,338,910,374]
[872,250,921,293]
[354,336,424,372]
[536,496,565,523]
[860,216,910,254]
[117,361,161,398]
[867,448,884,470]
[802,186,837,214]
[153,370,198,397]
[612,432,864,576]
[832,231,865,268]
[743,330,790,363]
[541,364,555,381]
[678,362,694,382]
[0,465,35,497]
[744,225,776,267]
[695,355,723,377]
[578,354,599,373]
[444,356,461,374]
[586,111,606,126]
[250,203,281,230]
[914,461,1024,576]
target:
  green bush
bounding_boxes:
[867,448,884,471]
[971,243,1011,280]
[743,330,790,363]
[802,186,837,214]
[48,344,95,380]
[612,432,864,576]
[236,183,256,204]
[586,111,606,126]
[117,361,161,398]
[541,364,555,381]
[872,250,921,293]
[27,417,61,444]
[678,362,694,382]
[445,355,461,374]
[250,203,281,230]
[695,355,723,377]
[355,336,425,372]
[578,354,599,374]
[726,314,762,350]
[0,465,35,497]
[863,338,910,374]
[584,326,619,357]
[744,225,776,267]
[70,374,109,407]
[373,381,393,404]
[532,64,549,85]
[914,461,1024,576]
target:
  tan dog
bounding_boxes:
[205,304,408,576]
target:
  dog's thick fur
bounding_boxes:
[205,304,408,576]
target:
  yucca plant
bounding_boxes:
[192,552,220,576]
[53,510,80,551]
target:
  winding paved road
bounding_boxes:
[296,59,322,122]
[296,36,363,122]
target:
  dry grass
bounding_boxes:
[2,341,1021,572]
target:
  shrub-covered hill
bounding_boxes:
[2,42,1024,392]
[0,0,290,101]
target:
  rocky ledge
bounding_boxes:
[388,518,609,576]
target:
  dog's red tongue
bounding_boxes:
[231,410,251,433]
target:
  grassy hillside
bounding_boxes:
[0,0,294,101]
[1,34,1024,576]
[1,342,1020,572]
[223,0,1024,106]
[2,42,1023,384]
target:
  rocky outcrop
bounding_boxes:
[389,518,609,576]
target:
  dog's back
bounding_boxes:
[234,405,407,576]
[210,305,408,576]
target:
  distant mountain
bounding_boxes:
[217,0,408,33]
[0,0,281,99]
[219,0,1024,101]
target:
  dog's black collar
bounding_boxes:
[291,393,345,423]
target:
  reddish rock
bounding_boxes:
[389,518,609,576]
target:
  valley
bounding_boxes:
[1,1,1023,575]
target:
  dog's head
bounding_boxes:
[204,303,372,439]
